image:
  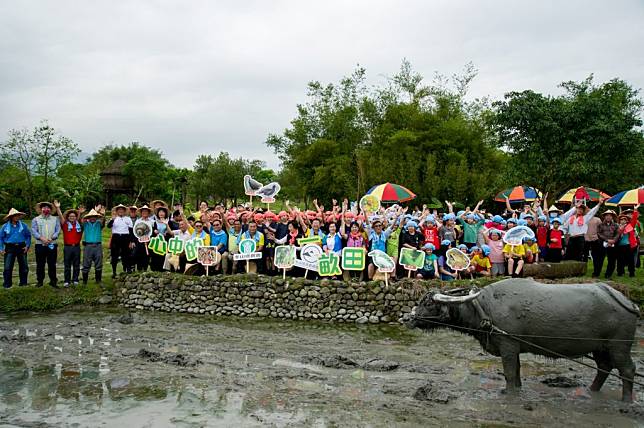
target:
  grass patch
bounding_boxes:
[0,281,113,312]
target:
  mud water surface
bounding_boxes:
[1,310,643,427]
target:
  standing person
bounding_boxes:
[81,207,105,285]
[483,229,506,277]
[226,216,242,274]
[107,204,134,277]
[597,210,620,279]
[31,201,60,288]
[0,208,31,288]
[53,201,83,287]
[150,206,170,272]
[546,218,565,262]
[561,200,603,261]
[585,212,602,263]
[236,220,264,273]
[616,206,640,278]
[133,205,154,272]
[208,218,228,274]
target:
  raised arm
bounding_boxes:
[53,200,65,225]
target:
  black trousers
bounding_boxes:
[565,235,585,261]
[135,242,150,271]
[590,240,604,277]
[3,243,29,287]
[617,245,636,277]
[150,252,165,271]
[604,246,618,278]
[111,234,132,273]
[35,244,58,285]
[63,244,81,283]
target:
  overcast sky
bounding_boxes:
[1,1,642,170]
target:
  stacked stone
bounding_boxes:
[115,273,423,324]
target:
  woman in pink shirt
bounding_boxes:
[483,228,506,276]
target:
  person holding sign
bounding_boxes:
[133,205,155,272]
[437,240,457,281]
[416,243,439,280]
[236,220,264,273]
[340,216,366,281]
[169,220,192,272]
[208,218,228,273]
[365,218,398,280]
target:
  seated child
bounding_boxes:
[468,245,491,277]
[437,240,457,281]
[523,236,539,264]
[416,243,439,280]
[503,240,525,277]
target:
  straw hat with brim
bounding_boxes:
[150,200,167,208]
[601,210,617,220]
[138,205,152,214]
[37,201,53,210]
[129,205,138,210]
[4,208,26,221]
[155,206,169,217]
[84,209,102,218]
[618,214,630,222]
[548,206,562,213]
[62,209,79,220]
[113,204,127,211]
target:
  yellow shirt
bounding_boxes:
[471,254,491,270]
[503,243,525,258]
[523,243,538,254]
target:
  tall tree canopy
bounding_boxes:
[266,61,506,206]
[491,76,644,197]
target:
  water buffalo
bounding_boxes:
[408,278,640,401]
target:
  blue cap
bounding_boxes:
[488,228,502,236]
[481,244,491,256]
[523,235,535,242]
[457,210,465,218]
[469,246,480,253]
[466,213,476,220]
[507,218,517,224]
[492,215,504,223]
[552,217,562,224]
[426,215,436,224]
[517,219,528,226]
[538,215,547,222]
[457,244,468,251]
[524,214,534,219]
[406,221,418,230]
[443,213,455,221]
[423,243,435,251]
[441,239,452,246]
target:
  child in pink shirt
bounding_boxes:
[483,228,506,276]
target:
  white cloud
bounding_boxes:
[1,0,642,170]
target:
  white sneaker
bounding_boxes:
[73,281,79,286]
[63,282,70,288]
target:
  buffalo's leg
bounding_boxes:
[613,351,635,402]
[514,354,522,387]
[500,345,520,393]
[590,351,611,392]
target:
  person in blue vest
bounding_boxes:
[1,208,32,288]
[236,220,264,273]
[208,218,228,273]
[366,218,396,279]
[81,207,105,285]
[31,201,61,287]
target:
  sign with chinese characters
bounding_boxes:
[148,235,167,256]
[167,236,186,256]
[341,247,366,271]
[317,253,342,277]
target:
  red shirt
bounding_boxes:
[62,221,83,245]
[422,226,440,248]
[548,229,564,249]
[536,225,548,247]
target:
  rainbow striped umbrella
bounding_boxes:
[605,186,644,207]
[556,187,610,204]
[366,182,416,203]
[494,186,542,203]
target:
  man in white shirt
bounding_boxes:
[561,199,604,261]
[108,204,134,277]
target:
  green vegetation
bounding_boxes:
[0,281,113,312]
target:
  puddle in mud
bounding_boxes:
[0,309,643,427]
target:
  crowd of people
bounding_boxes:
[0,195,641,289]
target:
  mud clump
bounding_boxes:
[301,355,359,369]
[137,349,202,367]
[112,312,147,325]
[541,376,581,388]
[413,382,451,403]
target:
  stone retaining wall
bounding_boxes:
[115,272,434,324]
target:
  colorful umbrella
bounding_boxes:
[494,186,542,203]
[556,186,610,204]
[366,182,416,203]
[605,186,644,207]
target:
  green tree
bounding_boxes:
[491,76,644,196]
[0,120,79,212]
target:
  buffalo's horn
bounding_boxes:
[433,289,481,304]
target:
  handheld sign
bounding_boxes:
[446,248,470,272]
[148,235,168,256]
[317,253,342,277]
[295,243,323,278]
[399,247,424,278]
[184,239,199,262]
[197,246,222,276]
[274,245,296,279]
[233,238,262,272]
[503,225,535,246]
[256,182,281,207]
[134,221,153,255]
[297,236,322,246]
[359,194,381,214]
[341,247,366,271]
[244,175,263,206]
[368,250,395,287]
[167,236,185,256]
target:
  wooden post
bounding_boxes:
[282,268,286,280]
[407,269,411,278]
[246,259,250,273]
[384,274,389,288]
[206,265,209,276]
